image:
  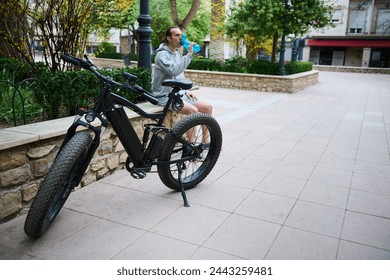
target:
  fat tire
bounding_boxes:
[24,131,92,238]
[157,113,222,191]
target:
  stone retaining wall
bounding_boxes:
[184,70,319,93]
[313,65,390,74]
[0,105,182,222]
[91,58,319,94]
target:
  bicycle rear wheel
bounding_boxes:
[157,113,222,191]
[24,131,92,238]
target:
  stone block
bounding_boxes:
[119,152,128,164]
[0,191,22,220]
[22,183,39,202]
[31,157,52,178]
[81,172,96,187]
[90,158,106,172]
[96,167,109,179]
[114,140,124,152]
[0,147,27,171]
[107,154,119,170]
[98,139,113,156]
[27,144,56,159]
[0,165,30,188]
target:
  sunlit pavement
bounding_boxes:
[1,71,389,260]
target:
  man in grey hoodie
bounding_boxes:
[152,26,212,116]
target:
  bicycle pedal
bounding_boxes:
[130,169,146,179]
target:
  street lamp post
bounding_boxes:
[137,0,153,71]
[279,0,288,76]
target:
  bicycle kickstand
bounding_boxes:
[176,163,190,207]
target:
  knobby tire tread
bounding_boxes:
[157,113,222,191]
[24,132,92,238]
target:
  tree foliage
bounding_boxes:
[0,0,35,69]
[0,0,135,72]
[131,0,210,48]
[225,0,334,61]
[121,0,210,50]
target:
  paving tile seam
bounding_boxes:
[348,183,390,196]
[60,207,167,237]
[206,94,287,125]
[190,246,246,260]
[338,239,390,254]
[101,179,187,202]
[110,230,153,260]
[342,209,390,221]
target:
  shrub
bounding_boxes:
[0,58,31,83]
[98,41,116,53]
[96,52,123,59]
[0,68,43,125]
[222,56,248,73]
[285,61,313,74]
[30,66,152,120]
[187,58,223,71]
[247,60,281,75]
[97,52,157,64]
[0,56,152,127]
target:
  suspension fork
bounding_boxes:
[59,111,108,186]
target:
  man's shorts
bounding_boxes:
[157,92,197,107]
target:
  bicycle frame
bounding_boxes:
[59,54,189,185]
[24,54,221,239]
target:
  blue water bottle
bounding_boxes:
[180,34,201,53]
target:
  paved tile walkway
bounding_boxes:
[1,71,390,260]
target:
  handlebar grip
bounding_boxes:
[61,54,90,69]
[61,54,81,66]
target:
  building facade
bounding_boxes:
[304,0,390,68]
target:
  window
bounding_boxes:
[332,9,342,23]
[349,28,363,34]
[348,9,366,34]
[376,9,390,34]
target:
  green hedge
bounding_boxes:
[0,58,151,124]
[0,58,31,83]
[247,60,282,75]
[96,52,156,63]
[31,66,151,119]
[95,52,123,59]
[285,61,313,74]
[1,55,313,126]
[187,57,312,75]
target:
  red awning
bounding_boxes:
[307,39,390,48]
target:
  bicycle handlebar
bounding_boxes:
[61,53,159,105]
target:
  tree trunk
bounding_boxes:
[271,33,279,63]
[209,0,225,61]
[170,0,201,30]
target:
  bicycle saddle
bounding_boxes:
[162,79,193,90]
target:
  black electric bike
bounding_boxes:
[24,54,222,238]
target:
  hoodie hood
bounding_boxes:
[152,43,192,98]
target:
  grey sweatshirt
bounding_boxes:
[152,43,192,97]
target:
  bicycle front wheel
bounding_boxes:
[24,131,92,238]
[157,113,222,191]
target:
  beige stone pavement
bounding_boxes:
[0,71,389,260]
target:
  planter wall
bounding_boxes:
[0,104,182,221]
